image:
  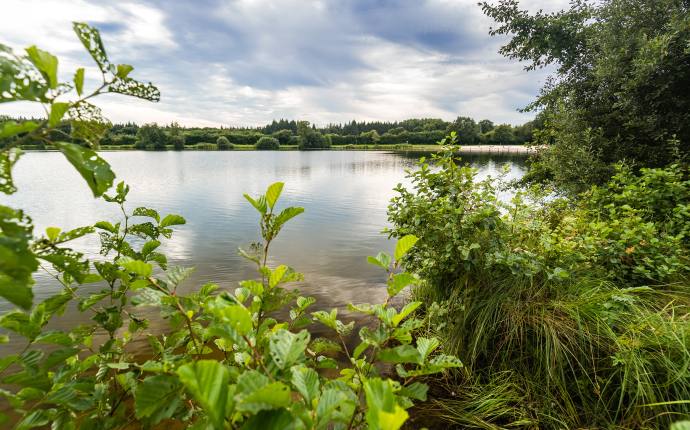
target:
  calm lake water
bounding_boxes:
[1,150,526,352]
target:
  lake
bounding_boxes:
[1,150,526,352]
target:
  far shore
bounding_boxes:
[20,143,537,154]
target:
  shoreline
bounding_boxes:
[19,144,537,154]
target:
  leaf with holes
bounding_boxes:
[53,141,115,197]
[269,329,310,369]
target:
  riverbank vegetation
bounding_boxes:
[382,0,690,428]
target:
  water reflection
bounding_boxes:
[1,150,526,353]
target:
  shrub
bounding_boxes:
[255,136,280,150]
[216,135,233,150]
[387,132,690,428]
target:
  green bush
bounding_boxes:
[387,133,690,428]
[255,136,280,150]
[216,135,233,150]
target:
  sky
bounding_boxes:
[1,0,570,127]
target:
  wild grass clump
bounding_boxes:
[388,133,690,428]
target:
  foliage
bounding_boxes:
[297,121,330,150]
[167,122,185,151]
[216,135,234,150]
[482,0,690,188]
[0,25,461,429]
[388,134,690,428]
[135,123,167,150]
[254,136,280,150]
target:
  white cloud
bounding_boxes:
[0,0,571,127]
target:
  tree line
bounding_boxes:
[1,114,537,150]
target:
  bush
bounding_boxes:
[216,135,233,150]
[387,133,690,428]
[255,136,280,150]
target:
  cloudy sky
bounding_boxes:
[1,0,569,127]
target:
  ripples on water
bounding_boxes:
[1,150,526,351]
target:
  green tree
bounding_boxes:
[482,0,690,186]
[136,123,166,150]
[297,120,329,149]
[446,116,480,145]
[478,119,494,134]
[168,122,185,150]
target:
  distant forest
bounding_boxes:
[1,115,540,150]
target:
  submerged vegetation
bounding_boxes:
[2,0,690,428]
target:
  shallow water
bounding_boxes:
[1,150,526,352]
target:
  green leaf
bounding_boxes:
[0,311,40,340]
[53,141,115,197]
[394,234,418,261]
[118,258,152,277]
[45,227,60,242]
[73,22,110,73]
[135,374,181,424]
[243,193,267,214]
[160,214,186,228]
[25,46,58,89]
[94,221,117,233]
[269,329,310,369]
[368,252,391,270]
[236,381,291,414]
[116,64,134,78]
[416,337,440,361]
[387,273,417,297]
[274,206,304,228]
[265,182,284,210]
[208,299,252,336]
[269,264,288,288]
[133,207,160,223]
[290,365,320,404]
[377,345,421,364]
[399,382,428,401]
[49,102,70,127]
[74,67,84,96]
[363,378,409,430]
[0,205,37,309]
[391,301,422,327]
[177,360,229,430]
[0,121,38,139]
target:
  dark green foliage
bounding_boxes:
[255,136,280,150]
[482,0,690,189]
[216,135,233,150]
[388,135,690,428]
[168,122,185,150]
[135,123,166,150]
[271,129,293,146]
[296,120,330,150]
